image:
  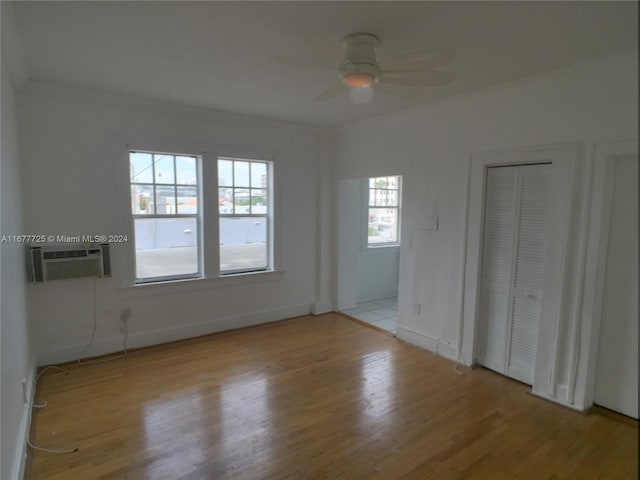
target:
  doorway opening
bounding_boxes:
[337,176,402,334]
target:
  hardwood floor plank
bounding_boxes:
[27,314,637,479]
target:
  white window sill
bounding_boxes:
[119,270,285,298]
[366,243,400,250]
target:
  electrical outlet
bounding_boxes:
[22,379,28,404]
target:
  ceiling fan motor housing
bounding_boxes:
[339,32,381,84]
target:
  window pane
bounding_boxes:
[177,186,198,214]
[387,189,398,207]
[369,178,376,188]
[233,188,251,214]
[131,184,155,214]
[387,176,399,189]
[369,189,377,207]
[375,177,388,189]
[219,187,233,214]
[130,153,153,183]
[383,190,391,206]
[135,217,198,279]
[368,207,398,244]
[219,217,267,272]
[251,162,267,189]
[251,189,267,214]
[234,161,250,187]
[176,156,197,185]
[156,185,176,214]
[373,189,387,206]
[154,155,175,184]
[218,159,233,187]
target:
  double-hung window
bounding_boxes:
[129,151,272,284]
[218,157,270,274]
[130,151,200,282]
[367,176,401,246]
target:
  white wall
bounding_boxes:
[593,155,638,418]
[336,178,361,310]
[334,50,638,408]
[357,247,399,303]
[19,81,322,365]
[1,55,34,479]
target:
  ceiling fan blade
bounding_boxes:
[379,70,457,87]
[380,48,456,70]
[315,83,345,102]
[376,84,432,99]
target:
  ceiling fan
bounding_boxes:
[285,32,457,104]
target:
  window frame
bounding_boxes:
[129,150,203,284]
[366,175,402,248]
[217,156,273,275]
[126,144,278,287]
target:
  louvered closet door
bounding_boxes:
[507,164,551,383]
[477,164,551,385]
[477,167,517,374]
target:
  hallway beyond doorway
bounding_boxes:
[341,296,397,334]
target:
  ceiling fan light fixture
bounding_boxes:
[342,72,375,88]
[349,85,374,104]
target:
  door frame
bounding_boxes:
[461,144,575,399]
[580,139,638,411]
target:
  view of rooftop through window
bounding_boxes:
[130,153,273,282]
[218,158,270,273]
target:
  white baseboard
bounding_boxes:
[531,388,586,412]
[36,303,311,366]
[311,298,333,315]
[12,356,36,480]
[336,300,356,311]
[436,341,458,361]
[554,383,570,404]
[396,325,439,353]
[396,326,460,362]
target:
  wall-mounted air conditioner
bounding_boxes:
[28,244,111,282]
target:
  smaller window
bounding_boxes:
[367,176,401,246]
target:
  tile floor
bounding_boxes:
[341,296,398,334]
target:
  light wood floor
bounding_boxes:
[27,314,637,479]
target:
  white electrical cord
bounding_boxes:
[28,366,78,454]
[27,439,79,454]
[34,365,70,384]
[77,322,128,365]
[76,278,98,360]
[77,277,128,365]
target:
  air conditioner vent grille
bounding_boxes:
[43,250,88,259]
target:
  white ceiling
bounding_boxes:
[11,1,638,126]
